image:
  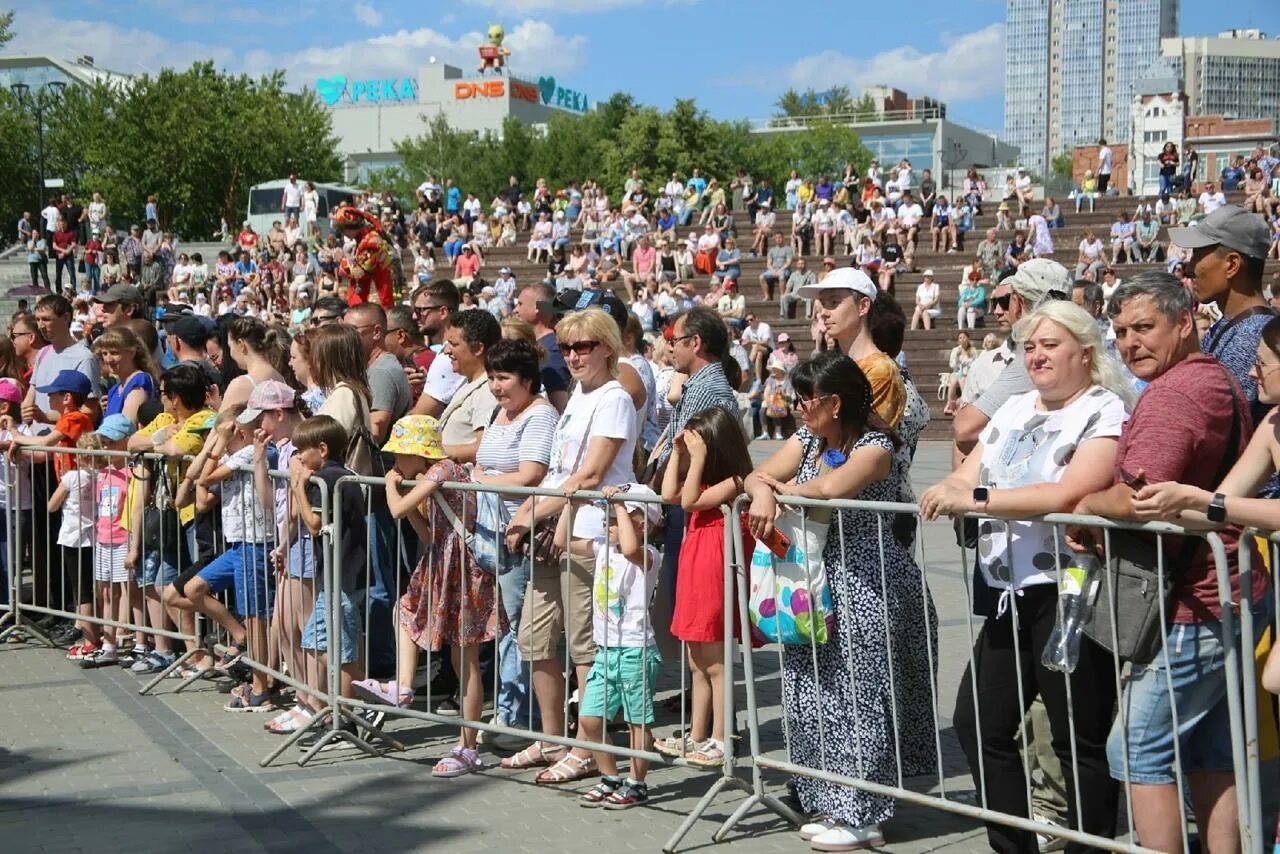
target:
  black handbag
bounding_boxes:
[1082,381,1240,664]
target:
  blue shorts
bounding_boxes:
[1108,596,1271,784]
[579,645,661,725]
[196,542,272,618]
[140,553,178,588]
[301,589,360,665]
[286,536,316,580]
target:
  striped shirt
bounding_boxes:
[475,404,559,516]
[656,361,739,468]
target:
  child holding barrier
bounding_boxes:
[575,483,662,810]
[286,414,367,750]
[53,432,105,662]
[658,407,753,767]
[352,414,504,778]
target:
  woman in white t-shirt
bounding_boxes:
[919,300,1133,852]
[500,307,638,784]
[910,273,941,330]
[1075,228,1106,280]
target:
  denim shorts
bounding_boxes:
[579,645,661,725]
[196,542,272,618]
[1108,596,1271,784]
[301,589,360,665]
[139,553,178,588]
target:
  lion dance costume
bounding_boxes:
[332,204,395,309]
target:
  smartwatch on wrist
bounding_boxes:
[1206,492,1227,524]
[972,486,990,510]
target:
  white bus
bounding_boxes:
[244,180,363,240]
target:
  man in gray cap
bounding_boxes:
[1171,204,1274,427]
[94,283,145,328]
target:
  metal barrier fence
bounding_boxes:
[2,445,1274,852]
[724,493,1270,853]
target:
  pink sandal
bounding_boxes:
[351,679,414,708]
[432,746,483,778]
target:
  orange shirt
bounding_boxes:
[53,410,93,477]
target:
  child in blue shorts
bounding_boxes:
[575,483,662,810]
[184,404,276,710]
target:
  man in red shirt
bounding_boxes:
[51,221,78,293]
[1071,270,1263,854]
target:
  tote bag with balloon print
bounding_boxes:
[748,509,834,645]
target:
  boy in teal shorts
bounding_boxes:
[574,484,662,810]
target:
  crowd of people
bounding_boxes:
[2,149,1279,852]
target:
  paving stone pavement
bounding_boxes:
[0,443,1004,853]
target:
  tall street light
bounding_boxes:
[10,80,67,213]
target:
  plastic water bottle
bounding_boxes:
[1041,553,1101,674]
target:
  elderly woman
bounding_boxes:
[919,300,1135,853]
[745,351,938,851]
[500,307,638,784]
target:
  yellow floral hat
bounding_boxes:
[382,414,447,459]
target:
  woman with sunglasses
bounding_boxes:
[744,351,936,851]
[919,300,1133,853]
[501,307,638,785]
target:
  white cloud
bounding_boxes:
[8,7,235,75]
[9,8,586,91]
[247,19,587,84]
[783,24,1004,104]
[353,3,383,27]
[465,0,695,12]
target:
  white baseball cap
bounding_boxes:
[796,267,878,301]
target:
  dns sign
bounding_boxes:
[455,81,505,99]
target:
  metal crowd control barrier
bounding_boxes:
[321,475,795,851]
[0,446,202,665]
[722,494,1267,854]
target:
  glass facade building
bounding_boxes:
[1162,34,1280,124]
[1004,0,1177,177]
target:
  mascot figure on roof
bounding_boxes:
[332,204,395,308]
[478,23,511,76]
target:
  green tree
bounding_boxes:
[773,85,861,119]
[37,61,340,237]
[1050,152,1074,181]
[745,121,874,187]
[0,10,13,48]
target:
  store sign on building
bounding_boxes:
[537,76,588,114]
[315,75,418,106]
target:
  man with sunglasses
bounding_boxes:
[408,281,465,417]
[955,259,1073,458]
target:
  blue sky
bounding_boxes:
[10,0,1277,136]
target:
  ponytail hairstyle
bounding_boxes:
[792,351,901,451]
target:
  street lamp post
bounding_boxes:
[10,80,67,215]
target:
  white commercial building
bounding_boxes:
[1160,30,1280,124]
[320,61,592,182]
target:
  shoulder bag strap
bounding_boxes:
[432,491,472,545]
[1203,305,1276,354]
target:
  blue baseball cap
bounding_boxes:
[95,414,137,442]
[36,369,93,398]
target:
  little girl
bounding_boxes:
[52,432,97,660]
[762,360,794,441]
[78,419,136,668]
[352,415,504,778]
[0,379,33,612]
[95,326,157,424]
[659,407,753,767]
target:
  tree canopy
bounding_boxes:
[373,95,872,204]
[2,61,341,238]
[773,86,878,121]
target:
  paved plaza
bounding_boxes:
[0,442,1001,854]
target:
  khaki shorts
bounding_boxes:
[518,550,597,665]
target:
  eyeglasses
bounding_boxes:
[1254,357,1280,378]
[9,331,33,340]
[558,340,601,356]
[413,304,446,315]
[310,313,343,325]
[795,394,834,411]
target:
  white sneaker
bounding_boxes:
[1034,815,1068,852]
[799,817,839,841]
[810,823,884,851]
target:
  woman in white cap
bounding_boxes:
[910,270,941,330]
[799,267,906,427]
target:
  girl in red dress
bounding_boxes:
[660,407,753,767]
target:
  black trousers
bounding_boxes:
[1097,173,1111,194]
[953,584,1118,854]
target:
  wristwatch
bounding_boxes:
[972,486,990,511]
[1206,492,1227,524]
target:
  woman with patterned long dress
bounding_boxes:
[746,351,938,852]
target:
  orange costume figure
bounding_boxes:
[332,204,395,308]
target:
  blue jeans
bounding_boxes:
[85,263,101,293]
[1108,594,1272,783]
[362,503,397,679]
[1159,174,1176,196]
[496,557,540,729]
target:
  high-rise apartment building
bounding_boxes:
[1004,0,1178,176]
[1160,30,1280,123]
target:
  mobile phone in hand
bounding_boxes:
[1119,467,1147,490]
[760,526,791,559]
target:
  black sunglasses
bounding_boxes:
[558,340,601,356]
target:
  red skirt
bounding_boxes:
[670,509,754,643]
